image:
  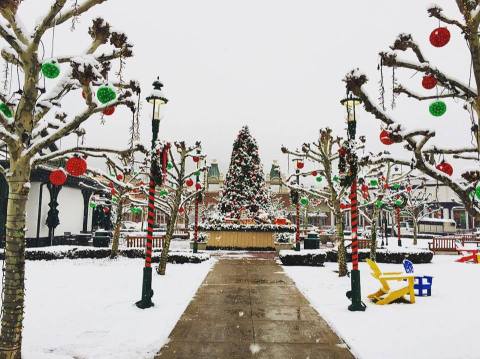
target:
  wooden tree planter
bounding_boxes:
[205,231,276,250]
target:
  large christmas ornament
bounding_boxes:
[311,170,318,177]
[103,106,115,116]
[422,75,437,90]
[296,161,304,170]
[167,162,174,170]
[0,103,13,118]
[96,85,117,104]
[375,200,384,208]
[475,184,480,199]
[436,161,453,176]
[65,156,87,176]
[429,100,447,117]
[370,179,379,188]
[89,202,97,209]
[195,182,202,191]
[49,169,67,186]
[116,174,123,181]
[178,207,185,214]
[103,207,110,214]
[392,183,401,190]
[429,27,450,48]
[41,61,60,79]
[316,176,323,183]
[300,197,309,206]
[379,130,393,145]
[185,178,194,187]
[192,156,200,163]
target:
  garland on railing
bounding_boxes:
[198,223,296,233]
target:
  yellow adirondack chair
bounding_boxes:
[366,259,416,305]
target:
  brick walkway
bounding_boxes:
[155,257,354,359]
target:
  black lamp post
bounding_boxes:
[136,78,168,309]
[340,95,366,312]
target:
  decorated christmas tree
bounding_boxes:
[219,126,271,218]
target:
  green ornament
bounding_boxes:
[89,202,97,209]
[476,185,480,199]
[300,197,309,206]
[333,175,339,182]
[167,162,174,170]
[394,199,403,206]
[159,189,168,197]
[195,170,201,177]
[41,61,60,79]
[112,197,118,203]
[316,176,323,183]
[392,183,401,190]
[0,103,13,118]
[429,100,447,117]
[370,179,379,188]
[96,86,117,104]
[375,200,383,209]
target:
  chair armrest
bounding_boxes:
[383,271,403,275]
[379,274,414,281]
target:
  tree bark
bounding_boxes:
[110,198,124,259]
[157,192,182,275]
[335,211,347,277]
[412,217,418,246]
[0,164,31,359]
[370,217,377,261]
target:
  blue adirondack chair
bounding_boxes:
[403,259,433,297]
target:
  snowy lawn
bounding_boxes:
[283,255,479,359]
[13,257,215,359]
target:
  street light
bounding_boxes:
[340,94,366,312]
[136,78,168,310]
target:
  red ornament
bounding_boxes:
[338,147,347,157]
[296,161,304,169]
[103,207,110,214]
[311,170,318,177]
[429,27,450,48]
[384,183,390,189]
[111,188,117,195]
[103,106,115,116]
[361,184,369,192]
[436,161,453,176]
[195,183,202,190]
[380,130,394,145]
[185,178,194,187]
[49,169,67,186]
[340,203,346,210]
[65,157,87,176]
[108,181,114,188]
[116,174,123,181]
[192,156,200,163]
[406,186,412,192]
[422,75,437,90]
[178,207,185,214]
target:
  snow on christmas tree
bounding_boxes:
[219,126,271,219]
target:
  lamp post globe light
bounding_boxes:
[136,78,168,310]
[340,94,366,312]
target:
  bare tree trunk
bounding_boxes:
[412,217,418,246]
[110,199,124,259]
[370,219,377,261]
[335,211,347,277]
[0,164,31,359]
[157,193,181,275]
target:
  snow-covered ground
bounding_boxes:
[14,256,215,359]
[283,254,479,359]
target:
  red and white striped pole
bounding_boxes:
[397,207,402,247]
[350,179,359,271]
[193,157,200,253]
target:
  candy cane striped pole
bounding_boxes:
[145,177,156,268]
[350,179,359,271]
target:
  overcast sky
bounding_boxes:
[15,0,473,177]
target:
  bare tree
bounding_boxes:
[157,141,204,275]
[344,2,480,220]
[282,128,354,277]
[0,1,139,356]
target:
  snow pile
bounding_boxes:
[284,256,479,359]
[16,257,215,358]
